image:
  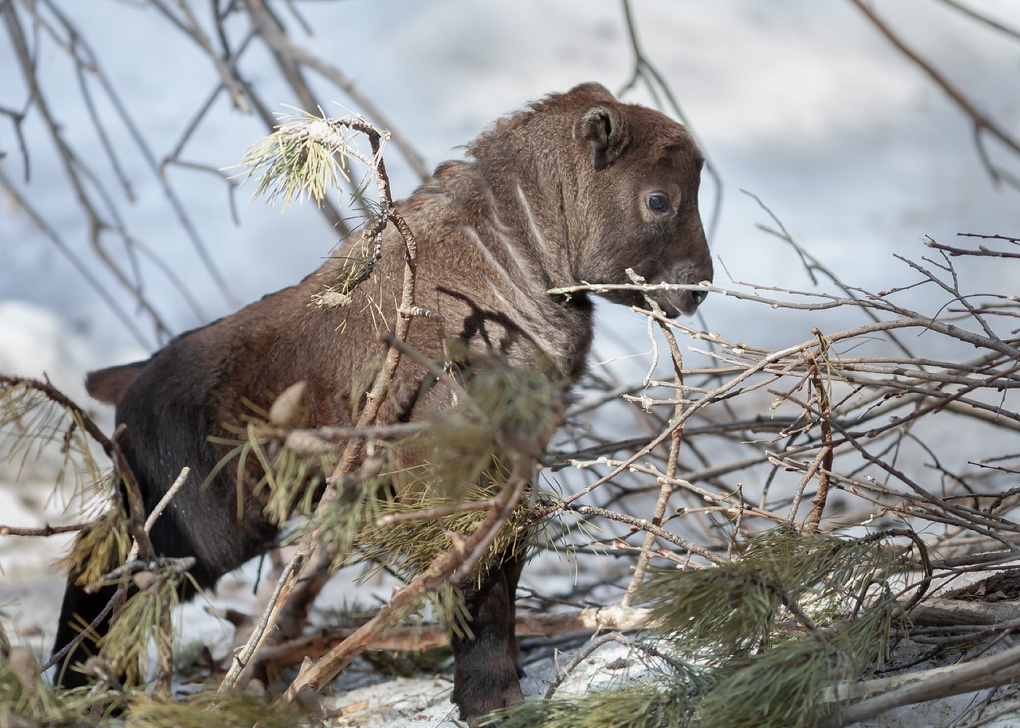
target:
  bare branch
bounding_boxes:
[849,0,1020,189]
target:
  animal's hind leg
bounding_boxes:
[51,523,207,689]
[451,551,526,725]
[51,475,269,688]
[52,578,119,689]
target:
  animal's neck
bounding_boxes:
[316,147,598,384]
[458,154,595,381]
[467,183,568,292]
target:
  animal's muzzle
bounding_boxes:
[650,285,708,318]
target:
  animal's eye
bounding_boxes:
[647,193,669,212]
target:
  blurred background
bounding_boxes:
[2,0,1018,393]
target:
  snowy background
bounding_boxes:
[2,1,1019,725]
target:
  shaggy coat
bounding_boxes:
[53,82,713,723]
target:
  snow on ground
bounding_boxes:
[2,1,1020,725]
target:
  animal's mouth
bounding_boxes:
[647,282,710,318]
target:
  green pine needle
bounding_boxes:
[100,568,188,686]
[498,528,903,728]
[236,108,356,209]
[60,506,130,588]
[0,377,109,499]
[497,681,698,728]
[696,640,851,728]
[126,688,321,727]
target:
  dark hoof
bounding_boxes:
[454,666,524,727]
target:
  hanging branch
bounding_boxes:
[1,0,430,347]
[933,0,1020,42]
[849,0,1020,190]
[617,0,724,241]
[926,233,1020,260]
[243,0,430,184]
[219,113,437,690]
[2,2,175,345]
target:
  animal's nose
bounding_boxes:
[691,289,708,307]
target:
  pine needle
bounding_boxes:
[697,640,852,728]
[100,566,190,686]
[497,681,698,728]
[235,108,359,209]
[499,528,903,727]
[126,688,321,727]
[59,506,130,588]
[0,377,108,499]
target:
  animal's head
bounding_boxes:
[566,83,713,317]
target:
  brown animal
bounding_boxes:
[53,82,713,724]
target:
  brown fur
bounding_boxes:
[53,83,712,724]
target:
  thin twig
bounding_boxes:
[849,0,1020,188]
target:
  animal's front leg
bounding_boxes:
[451,552,526,726]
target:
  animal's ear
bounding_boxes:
[85,361,145,405]
[573,104,630,171]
